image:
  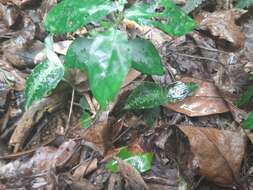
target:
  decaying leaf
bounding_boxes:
[73,158,98,179]
[81,121,110,155]
[0,59,25,91]
[0,3,20,27]
[198,10,246,49]
[116,158,148,190]
[9,93,67,152]
[165,77,229,117]
[178,125,246,186]
[0,140,77,189]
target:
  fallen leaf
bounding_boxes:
[53,40,72,55]
[9,93,66,152]
[0,3,20,27]
[198,10,246,49]
[165,77,229,117]
[178,125,246,186]
[73,158,98,179]
[116,158,148,190]
[0,59,26,91]
[81,121,110,155]
[123,69,141,87]
[0,140,77,189]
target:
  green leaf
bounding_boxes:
[45,0,117,34]
[124,82,168,110]
[124,0,196,36]
[80,111,91,129]
[87,29,131,108]
[124,81,198,110]
[182,0,206,14]
[65,29,131,109]
[250,73,253,80]
[24,61,64,109]
[243,111,253,129]
[128,38,164,75]
[236,84,253,107]
[106,147,153,173]
[236,0,253,9]
[64,38,92,71]
[44,35,54,50]
[166,81,198,102]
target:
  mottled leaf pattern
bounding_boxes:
[124,82,198,110]
[106,147,153,173]
[125,0,196,36]
[25,61,64,109]
[236,0,253,9]
[45,0,117,34]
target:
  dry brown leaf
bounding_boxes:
[72,158,98,179]
[165,77,229,117]
[123,69,141,87]
[0,141,75,175]
[53,40,72,55]
[81,121,110,155]
[0,59,26,91]
[178,125,246,186]
[198,10,246,49]
[116,158,148,190]
[9,94,66,152]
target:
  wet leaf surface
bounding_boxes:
[198,10,246,49]
[45,0,117,34]
[165,77,229,117]
[24,61,64,109]
[106,146,153,173]
[179,125,246,186]
[128,38,164,75]
[125,0,196,36]
[125,81,197,110]
[0,1,253,190]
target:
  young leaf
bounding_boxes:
[87,29,132,108]
[128,38,164,75]
[236,84,253,107]
[124,82,168,110]
[106,147,153,173]
[124,0,196,36]
[236,0,253,9]
[45,0,117,34]
[243,111,253,129]
[124,81,198,110]
[166,81,198,102]
[64,38,92,71]
[24,61,64,109]
[65,29,131,109]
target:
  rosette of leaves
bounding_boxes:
[25,0,196,109]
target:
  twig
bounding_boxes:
[174,52,219,63]
[65,89,75,133]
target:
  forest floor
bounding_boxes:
[0,0,253,189]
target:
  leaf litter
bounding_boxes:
[0,0,253,190]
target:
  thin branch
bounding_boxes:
[65,89,75,133]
